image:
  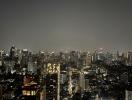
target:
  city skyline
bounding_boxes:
[1,0,132,51]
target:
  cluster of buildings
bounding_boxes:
[0,46,132,100]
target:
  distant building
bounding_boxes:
[69,51,78,68]
[28,54,37,74]
[60,73,67,84]
[86,52,92,66]
[10,46,15,58]
[21,49,29,68]
[92,50,98,62]
[127,52,132,66]
[125,90,132,100]
[78,52,87,67]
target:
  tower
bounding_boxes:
[9,45,16,59]
[46,63,60,100]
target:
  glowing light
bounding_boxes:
[47,63,60,74]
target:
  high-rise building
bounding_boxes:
[127,52,132,66]
[69,51,78,68]
[46,63,60,100]
[86,52,92,66]
[92,50,98,62]
[78,52,87,67]
[21,49,29,68]
[9,45,16,59]
[0,50,4,66]
[46,73,58,100]
[125,90,132,100]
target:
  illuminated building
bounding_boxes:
[9,45,16,59]
[22,82,40,100]
[0,50,5,69]
[92,48,106,62]
[67,68,81,96]
[46,63,60,100]
[60,72,67,84]
[78,52,87,67]
[21,49,29,69]
[78,52,92,67]
[28,55,37,74]
[22,75,40,100]
[69,51,78,68]
[92,50,98,62]
[127,52,132,66]
[0,50,5,59]
[80,66,91,91]
[125,90,132,100]
[46,73,58,100]
[86,52,92,66]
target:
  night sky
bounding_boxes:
[1,0,132,51]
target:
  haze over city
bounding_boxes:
[1,0,132,51]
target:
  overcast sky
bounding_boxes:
[0,0,132,51]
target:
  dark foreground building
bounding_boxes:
[46,74,58,100]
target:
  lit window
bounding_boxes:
[26,91,30,96]
[22,90,26,95]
